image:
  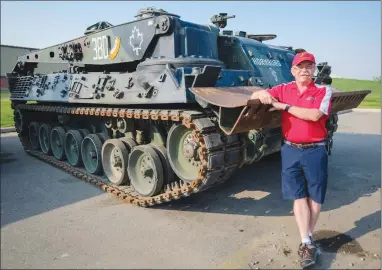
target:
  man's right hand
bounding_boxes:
[250,90,277,104]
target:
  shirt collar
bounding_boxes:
[291,80,315,92]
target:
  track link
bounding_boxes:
[15,103,243,207]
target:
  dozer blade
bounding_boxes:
[189,86,371,135]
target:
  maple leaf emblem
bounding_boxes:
[129,26,144,56]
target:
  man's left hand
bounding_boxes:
[269,102,286,111]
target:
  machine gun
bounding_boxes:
[210,13,235,28]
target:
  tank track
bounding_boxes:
[14,103,243,207]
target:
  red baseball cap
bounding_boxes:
[292,52,316,66]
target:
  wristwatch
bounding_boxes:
[285,104,291,112]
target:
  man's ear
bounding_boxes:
[291,67,296,77]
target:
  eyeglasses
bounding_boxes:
[293,64,316,71]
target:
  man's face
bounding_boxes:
[291,60,316,83]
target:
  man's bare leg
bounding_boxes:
[307,198,322,236]
[293,197,311,242]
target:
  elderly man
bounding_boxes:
[250,52,332,268]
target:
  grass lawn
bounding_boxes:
[1,91,14,128]
[332,78,380,109]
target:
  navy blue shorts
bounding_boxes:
[281,143,329,204]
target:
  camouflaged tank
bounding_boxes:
[6,8,371,207]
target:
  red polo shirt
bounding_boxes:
[267,81,332,143]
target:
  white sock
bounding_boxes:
[302,237,311,244]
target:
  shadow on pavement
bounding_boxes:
[1,135,104,227]
[154,132,381,218]
[313,210,381,269]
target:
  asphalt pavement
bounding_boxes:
[1,111,380,269]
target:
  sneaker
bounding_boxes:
[298,243,318,268]
[297,240,314,257]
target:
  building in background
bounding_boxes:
[1,44,67,90]
[1,45,39,89]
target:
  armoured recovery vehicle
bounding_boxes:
[6,8,370,207]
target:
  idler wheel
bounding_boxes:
[64,130,85,167]
[50,126,67,160]
[127,145,164,197]
[39,124,52,155]
[101,139,130,186]
[166,124,200,183]
[81,134,103,175]
[28,122,41,150]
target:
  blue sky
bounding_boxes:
[1,1,380,80]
